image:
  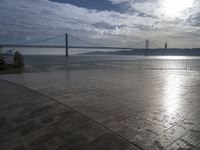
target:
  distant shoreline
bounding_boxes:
[81,48,200,56]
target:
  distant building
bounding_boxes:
[146,40,149,49]
[165,42,167,49]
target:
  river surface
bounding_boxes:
[24,55,200,72]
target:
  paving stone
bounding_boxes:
[2,58,200,150]
[145,122,196,149]
[0,80,140,150]
[166,124,200,149]
[86,133,139,150]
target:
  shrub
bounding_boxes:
[0,58,5,65]
[0,57,5,71]
[13,51,24,68]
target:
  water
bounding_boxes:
[23,54,200,72]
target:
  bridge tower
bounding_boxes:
[145,40,149,49]
[165,42,167,50]
[65,33,68,57]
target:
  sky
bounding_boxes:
[0,0,200,48]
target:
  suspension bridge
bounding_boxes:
[0,33,164,57]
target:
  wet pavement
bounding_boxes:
[0,80,140,150]
[1,56,200,149]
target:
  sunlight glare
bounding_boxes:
[162,75,183,114]
[161,0,194,18]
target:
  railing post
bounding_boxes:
[65,33,68,57]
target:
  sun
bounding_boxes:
[161,0,194,18]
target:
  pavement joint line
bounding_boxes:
[0,78,144,150]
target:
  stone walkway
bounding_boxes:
[0,79,140,150]
[1,69,200,150]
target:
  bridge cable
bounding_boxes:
[68,33,102,47]
[11,33,65,45]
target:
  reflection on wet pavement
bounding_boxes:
[1,56,200,149]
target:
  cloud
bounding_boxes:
[0,0,200,48]
[108,0,131,4]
